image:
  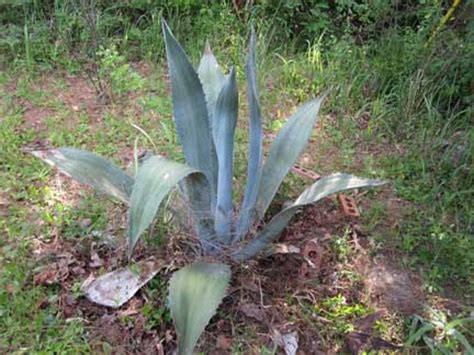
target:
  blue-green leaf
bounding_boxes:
[234,174,385,260]
[236,26,263,240]
[162,19,218,207]
[256,95,325,220]
[31,148,133,203]
[214,68,238,240]
[169,261,231,355]
[197,41,226,140]
[129,156,211,255]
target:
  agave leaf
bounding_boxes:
[197,41,226,140]
[31,148,133,203]
[162,19,218,207]
[234,174,385,261]
[129,155,211,255]
[214,68,238,240]
[256,95,325,220]
[169,261,231,355]
[236,26,263,240]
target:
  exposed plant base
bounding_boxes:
[24,197,427,353]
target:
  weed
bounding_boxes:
[97,44,144,100]
[315,294,369,334]
[330,228,352,262]
[405,307,473,353]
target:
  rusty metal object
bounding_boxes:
[338,194,360,217]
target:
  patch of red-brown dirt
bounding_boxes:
[195,197,415,353]
[16,97,56,131]
[364,261,424,315]
[56,75,103,120]
[31,216,178,354]
[30,191,422,354]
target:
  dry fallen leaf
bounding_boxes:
[155,342,165,355]
[81,259,164,308]
[165,329,174,343]
[239,303,266,320]
[216,334,232,350]
[6,284,16,295]
[355,311,386,333]
[34,265,59,285]
[268,243,301,255]
[278,331,299,355]
[89,252,103,268]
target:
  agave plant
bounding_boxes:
[32,20,384,354]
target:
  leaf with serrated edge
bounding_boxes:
[214,68,238,240]
[234,174,385,261]
[31,148,133,203]
[129,156,210,255]
[256,95,325,221]
[162,19,218,207]
[169,261,231,355]
[236,26,263,240]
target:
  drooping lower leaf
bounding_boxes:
[256,95,325,221]
[162,19,218,208]
[236,26,263,241]
[129,156,211,255]
[214,68,238,240]
[169,261,231,355]
[31,148,133,203]
[234,174,385,260]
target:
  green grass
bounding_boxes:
[0,247,90,353]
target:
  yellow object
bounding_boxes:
[428,0,463,44]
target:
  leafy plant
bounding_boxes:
[31,20,384,354]
[406,307,473,354]
[97,44,144,100]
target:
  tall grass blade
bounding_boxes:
[451,330,473,353]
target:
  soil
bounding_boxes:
[29,194,424,354]
[22,103,56,131]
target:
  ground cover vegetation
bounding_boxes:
[0,0,472,353]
